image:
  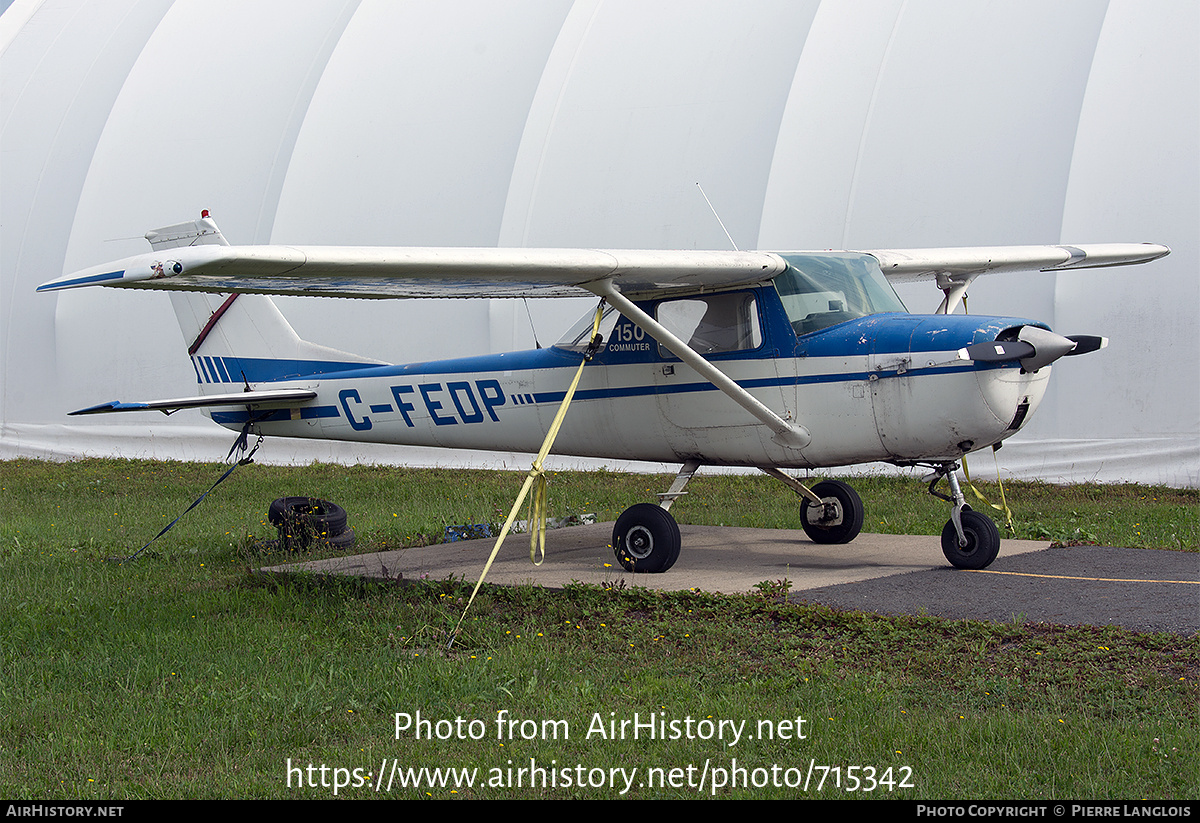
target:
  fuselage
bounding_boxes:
[199,281,1051,469]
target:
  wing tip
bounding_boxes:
[1045,242,1172,270]
[38,270,128,292]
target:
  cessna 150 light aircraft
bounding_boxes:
[38,214,1169,573]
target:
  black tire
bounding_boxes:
[315,527,356,551]
[612,503,681,573]
[268,497,349,533]
[941,509,1001,569]
[799,480,864,544]
[268,497,349,552]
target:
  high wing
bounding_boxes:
[36,242,1169,300]
[37,244,788,299]
[867,243,1169,314]
[869,243,1170,282]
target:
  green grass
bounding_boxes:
[0,458,1196,799]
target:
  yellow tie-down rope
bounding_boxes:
[449,300,606,647]
[959,295,1015,533]
[961,449,1015,532]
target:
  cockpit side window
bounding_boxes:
[655,292,762,357]
[553,304,621,354]
[776,252,907,337]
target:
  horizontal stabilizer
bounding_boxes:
[69,388,317,416]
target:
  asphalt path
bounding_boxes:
[268,523,1198,635]
[793,544,1198,635]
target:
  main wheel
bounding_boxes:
[941,509,1001,569]
[612,503,681,573]
[799,480,864,544]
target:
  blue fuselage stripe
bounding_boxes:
[531,363,996,404]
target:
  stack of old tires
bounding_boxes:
[267,497,355,552]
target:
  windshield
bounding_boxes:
[776,252,907,336]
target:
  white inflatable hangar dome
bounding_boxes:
[1,0,1196,486]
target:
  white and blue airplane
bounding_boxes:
[38,213,1169,573]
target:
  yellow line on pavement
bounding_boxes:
[973,570,1198,585]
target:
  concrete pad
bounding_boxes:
[263,522,1051,595]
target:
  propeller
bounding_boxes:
[958,326,1104,372]
[1064,334,1108,356]
[957,340,1036,362]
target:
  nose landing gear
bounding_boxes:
[924,463,1001,569]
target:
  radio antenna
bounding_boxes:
[696,182,739,251]
[522,298,542,349]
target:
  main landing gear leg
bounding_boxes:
[611,460,698,573]
[924,462,1001,569]
[760,467,865,544]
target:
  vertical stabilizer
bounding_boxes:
[145,211,229,250]
[153,214,382,389]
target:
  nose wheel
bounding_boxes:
[925,463,1001,569]
[940,508,1001,569]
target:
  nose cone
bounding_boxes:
[1013,325,1077,372]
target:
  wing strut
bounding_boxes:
[588,280,811,450]
[934,273,976,315]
